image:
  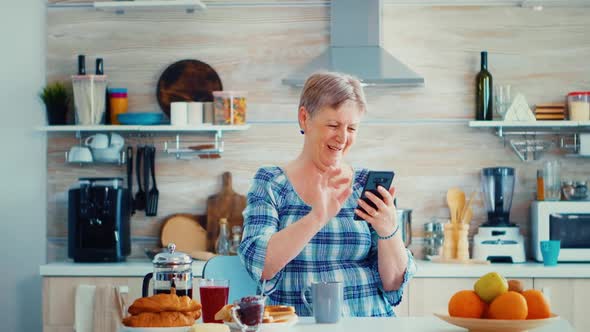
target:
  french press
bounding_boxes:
[142,243,194,297]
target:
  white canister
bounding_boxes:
[187,102,203,125]
[170,102,188,126]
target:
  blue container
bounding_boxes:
[117,112,165,125]
[540,240,560,266]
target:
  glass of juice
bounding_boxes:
[199,279,230,323]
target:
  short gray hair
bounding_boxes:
[298,72,367,117]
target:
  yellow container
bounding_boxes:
[109,88,128,125]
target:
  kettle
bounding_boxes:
[142,243,194,298]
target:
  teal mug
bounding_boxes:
[540,240,560,266]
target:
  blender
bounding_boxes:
[472,167,526,263]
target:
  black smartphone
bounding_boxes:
[354,171,395,220]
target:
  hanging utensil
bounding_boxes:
[146,146,159,216]
[126,146,135,215]
[134,146,146,211]
[143,145,151,216]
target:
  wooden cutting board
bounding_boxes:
[156,59,223,117]
[206,172,247,251]
[160,214,208,252]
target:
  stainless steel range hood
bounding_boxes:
[282,0,424,87]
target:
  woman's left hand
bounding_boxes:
[355,186,398,237]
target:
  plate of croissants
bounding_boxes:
[120,288,202,332]
[214,304,298,331]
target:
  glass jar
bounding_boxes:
[212,91,247,125]
[567,91,590,121]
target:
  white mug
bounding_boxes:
[109,133,124,147]
[171,102,188,126]
[187,102,203,125]
[68,146,93,163]
[84,134,109,149]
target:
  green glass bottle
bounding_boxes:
[476,51,493,120]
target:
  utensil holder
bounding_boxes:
[72,75,108,125]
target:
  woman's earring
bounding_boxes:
[300,130,304,135]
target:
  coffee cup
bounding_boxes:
[84,133,110,149]
[301,281,343,323]
[68,146,93,163]
[230,295,266,332]
[109,133,124,148]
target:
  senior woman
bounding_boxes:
[238,72,416,317]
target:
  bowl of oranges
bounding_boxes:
[434,272,559,332]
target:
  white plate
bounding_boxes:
[224,315,298,331]
[119,325,194,332]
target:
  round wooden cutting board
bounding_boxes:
[160,214,208,253]
[156,59,223,117]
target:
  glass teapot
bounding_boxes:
[142,243,193,297]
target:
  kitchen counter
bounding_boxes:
[39,259,590,278]
[273,316,572,332]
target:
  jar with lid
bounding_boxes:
[212,91,247,125]
[567,92,590,121]
[142,243,193,298]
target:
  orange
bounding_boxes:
[448,290,487,318]
[522,289,551,319]
[508,279,524,293]
[487,291,528,320]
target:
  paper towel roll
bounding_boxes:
[187,102,203,125]
[171,102,188,126]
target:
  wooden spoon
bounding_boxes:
[460,191,477,223]
[447,188,465,223]
[461,207,473,225]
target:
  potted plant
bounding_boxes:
[39,81,70,125]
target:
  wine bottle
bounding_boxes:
[475,51,493,120]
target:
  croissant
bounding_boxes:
[128,290,202,315]
[123,311,196,327]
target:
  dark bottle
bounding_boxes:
[475,51,493,120]
[77,54,86,75]
[95,58,104,75]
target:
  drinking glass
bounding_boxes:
[199,279,229,323]
[495,85,512,119]
[230,295,266,332]
[543,160,561,201]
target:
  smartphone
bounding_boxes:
[354,171,395,220]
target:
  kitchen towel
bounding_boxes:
[75,284,96,332]
[93,285,121,332]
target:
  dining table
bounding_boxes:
[286,316,574,332]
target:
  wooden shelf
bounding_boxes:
[37,124,250,133]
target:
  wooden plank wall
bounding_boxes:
[46,3,590,261]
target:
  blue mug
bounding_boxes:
[540,240,560,266]
[301,281,343,323]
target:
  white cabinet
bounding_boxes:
[534,278,590,331]
[43,277,143,332]
[408,277,534,316]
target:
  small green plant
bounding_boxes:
[40,81,69,106]
[40,82,70,125]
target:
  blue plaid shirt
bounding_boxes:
[238,166,416,317]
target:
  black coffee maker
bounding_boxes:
[68,177,131,262]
